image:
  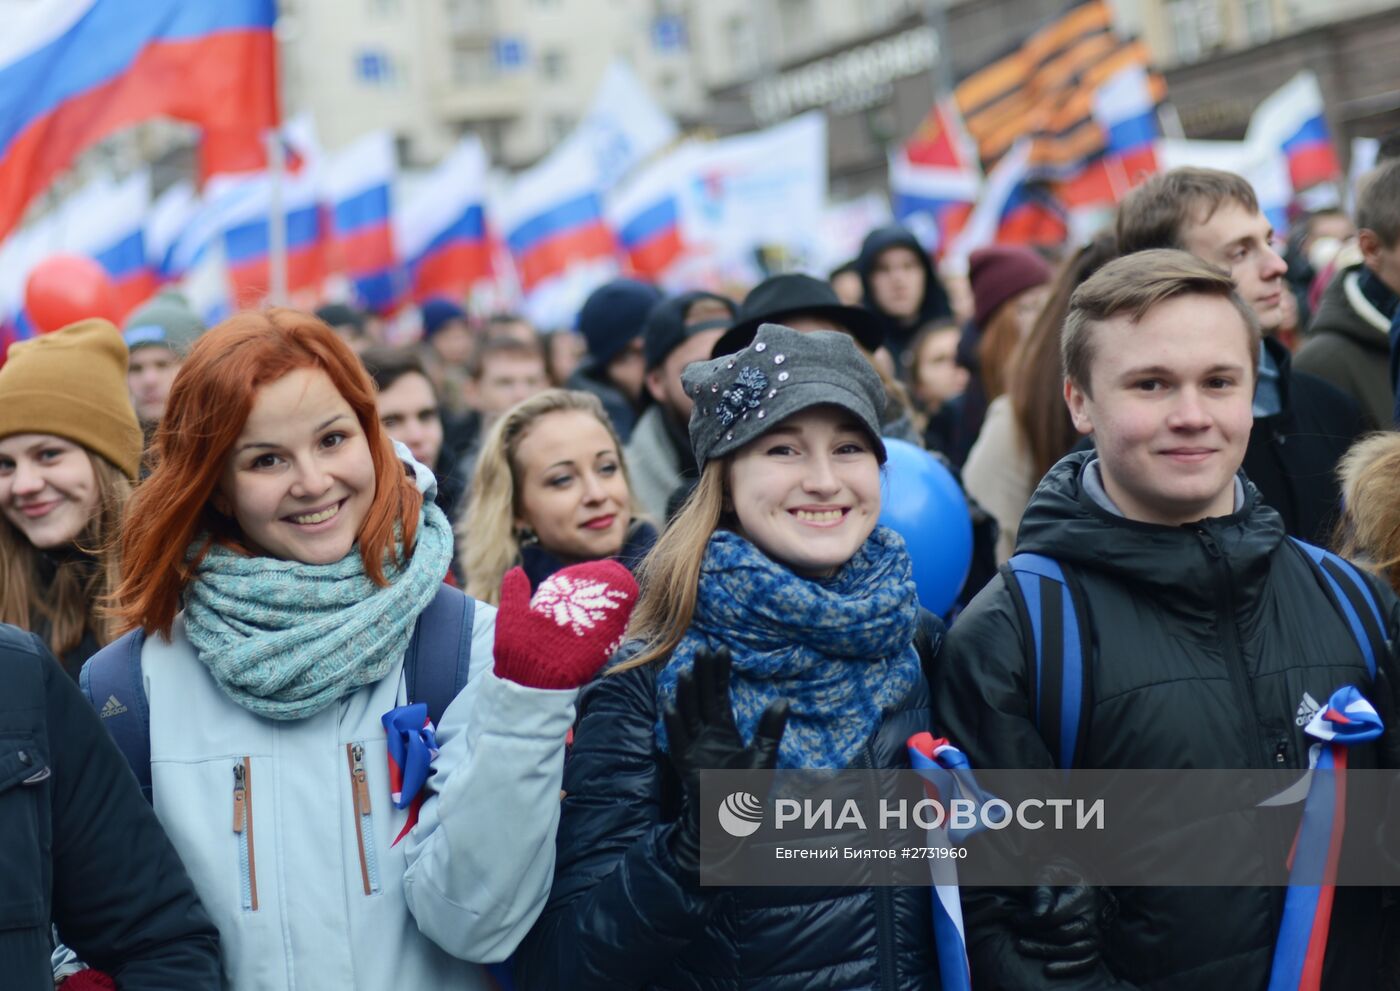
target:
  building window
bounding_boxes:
[355,49,400,86]
[1241,0,1273,43]
[541,49,567,81]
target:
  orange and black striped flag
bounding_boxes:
[953,0,1166,177]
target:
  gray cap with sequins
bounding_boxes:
[681,322,887,466]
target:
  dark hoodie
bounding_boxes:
[855,225,951,363]
[937,449,1398,990]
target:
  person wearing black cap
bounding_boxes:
[624,291,737,521]
[565,278,663,442]
[712,273,921,444]
[855,223,953,367]
[520,323,948,989]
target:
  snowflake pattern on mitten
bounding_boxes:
[493,561,639,689]
[531,574,632,637]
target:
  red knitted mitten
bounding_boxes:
[59,972,117,991]
[493,561,639,689]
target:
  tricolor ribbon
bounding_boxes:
[909,731,999,991]
[1266,685,1383,991]
[381,703,441,846]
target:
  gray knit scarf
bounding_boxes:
[184,476,454,720]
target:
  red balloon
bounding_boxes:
[24,254,119,333]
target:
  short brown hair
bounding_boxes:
[467,336,544,380]
[1116,167,1260,254]
[1356,159,1400,248]
[1062,249,1260,394]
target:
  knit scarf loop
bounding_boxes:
[183,501,455,720]
[655,526,921,770]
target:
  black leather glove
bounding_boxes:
[1013,858,1116,978]
[663,646,788,881]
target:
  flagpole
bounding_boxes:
[266,128,288,305]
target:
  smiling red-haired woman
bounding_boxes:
[83,307,638,987]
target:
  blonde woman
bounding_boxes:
[460,389,657,604]
[0,320,141,676]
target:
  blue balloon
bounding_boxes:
[878,438,973,617]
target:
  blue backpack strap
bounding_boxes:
[1005,553,1091,769]
[404,583,476,726]
[1288,537,1389,680]
[79,628,152,803]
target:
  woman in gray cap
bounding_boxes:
[519,323,945,989]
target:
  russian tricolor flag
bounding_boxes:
[1061,65,1161,208]
[506,191,616,292]
[1247,71,1341,193]
[396,137,493,303]
[220,169,328,306]
[76,171,159,320]
[889,100,981,255]
[615,197,683,279]
[500,136,617,294]
[327,131,403,314]
[0,0,278,242]
[948,140,1066,267]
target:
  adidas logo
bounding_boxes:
[99,695,128,719]
[1295,691,1321,727]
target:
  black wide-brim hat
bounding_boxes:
[712,273,886,358]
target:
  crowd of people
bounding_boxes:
[3,155,1400,990]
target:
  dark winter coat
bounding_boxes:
[856,225,952,364]
[0,623,220,988]
[934,451,1399,990]
[1296,263,1396,427]
[520,519,658,593]
[1244,337,1369,545]
[518,637,945,990]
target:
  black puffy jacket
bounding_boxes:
[519,635,945,991]
[933,451,1399,990]
[0,624,220,988]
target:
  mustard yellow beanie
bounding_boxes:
[0,319,143,480]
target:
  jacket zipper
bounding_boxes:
[1198,528,1288,932]
[857,743,898,991]
[347,743,381,896]
[233,758,259,911]
[1198,529,1274,767]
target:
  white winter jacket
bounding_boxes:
[141,599,577,989]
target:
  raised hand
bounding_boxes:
[491,561,638,690]
[663,646,788,879]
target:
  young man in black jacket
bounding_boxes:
[1116,167,1369,545]
[935,251,1400,990]
[0,623,220,988]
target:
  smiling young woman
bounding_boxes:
[517,323,951,990]
[102,307,638,988]
[0,319,141,676]
[459,388,656,605]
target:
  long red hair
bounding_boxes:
[114,308,422,637]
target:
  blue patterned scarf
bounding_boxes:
[183,499,454,721]
[655,526,921,769]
